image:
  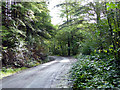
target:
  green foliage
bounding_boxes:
[49,1,86,56]
[106,2,118,10]
[2,2,55,67]
[70,55,120,88]
[1,1,120,88]
[49,25,83,56]
[68,1,120,88]
[0,67,28,79]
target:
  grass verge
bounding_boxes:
[0,67,28,79]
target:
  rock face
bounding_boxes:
[2,41,48,68]
[47,56,56,61]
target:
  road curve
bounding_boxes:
[0,56,76,88]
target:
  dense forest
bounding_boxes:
[1,0,120,88]
[1,1,56,68]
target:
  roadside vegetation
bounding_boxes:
[70,54,120,88]
[58,1,120,89]
[52,1,120,88]
[0,67,27,79]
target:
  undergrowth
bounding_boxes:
[70,54,120,89]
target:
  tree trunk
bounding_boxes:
[105,2,118,65]
[68,36,70,56]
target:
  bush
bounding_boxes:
[70,54,120,89]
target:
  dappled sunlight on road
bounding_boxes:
[41,61,57,67]
[59,59,70,63]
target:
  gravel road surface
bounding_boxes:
[0,56,76,88]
